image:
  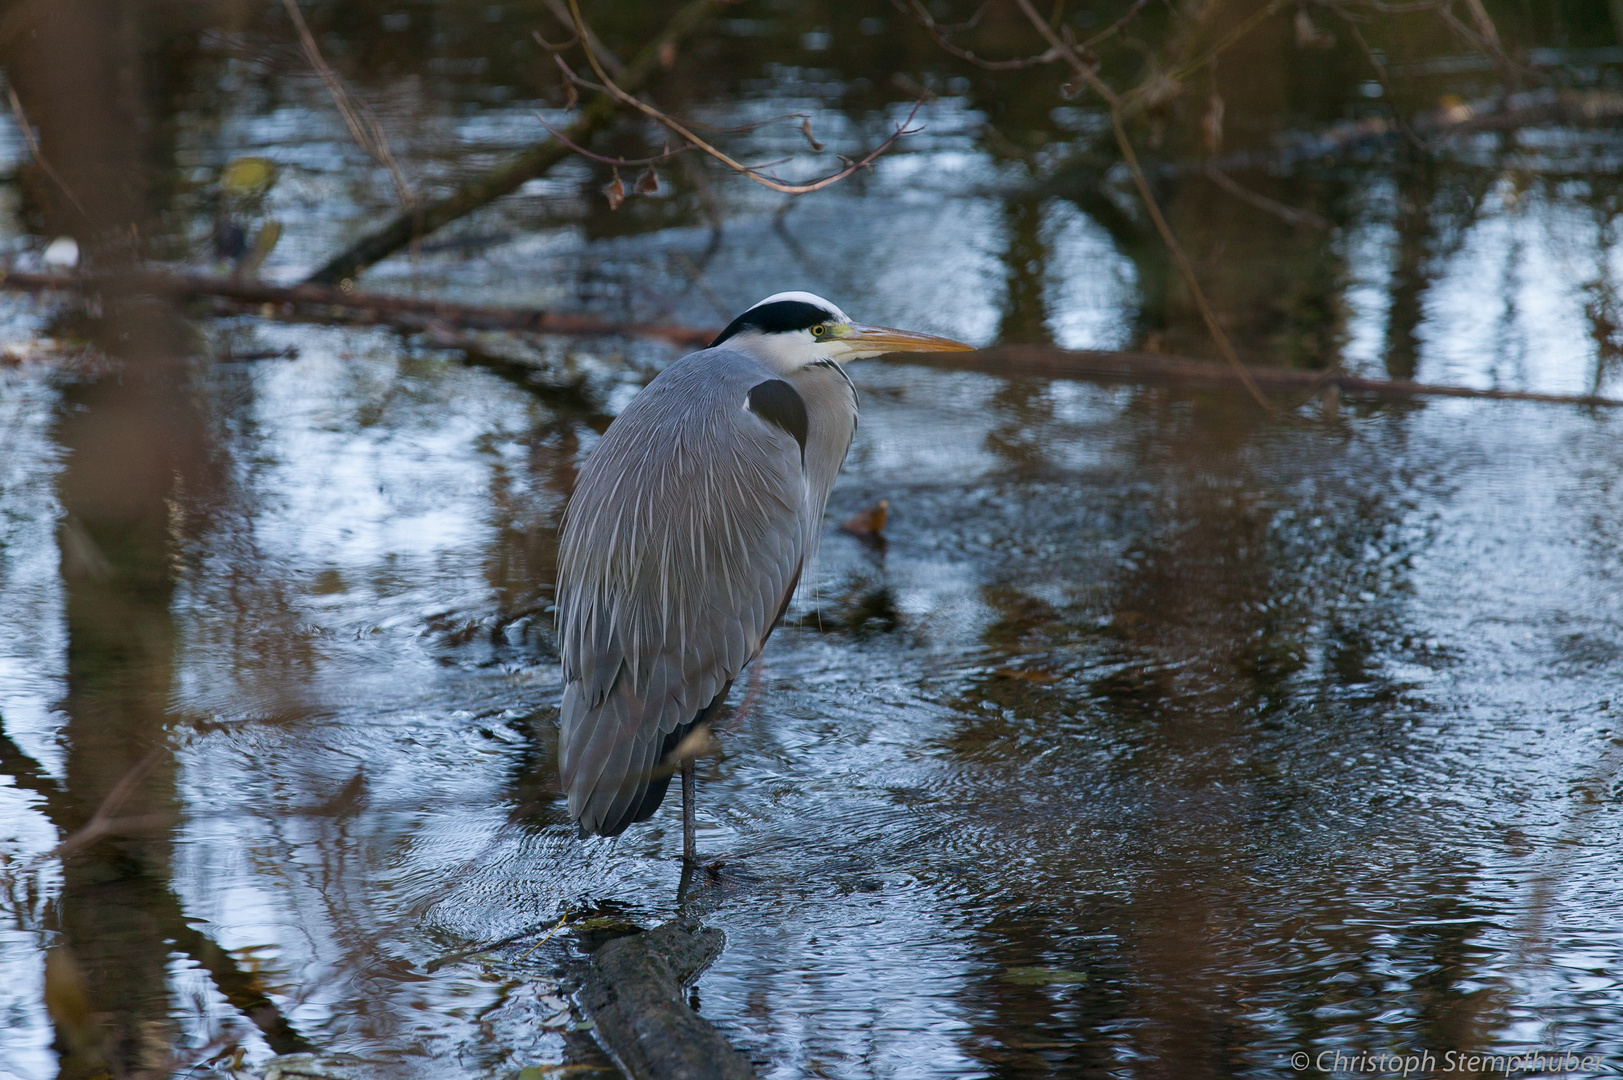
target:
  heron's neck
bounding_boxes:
[784,358,859,516]
[722,332,836,377]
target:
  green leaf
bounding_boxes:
[222,157,276,196]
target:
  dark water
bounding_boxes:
[3,2,1623,1077]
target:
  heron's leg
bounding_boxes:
[681,756,696,863]
[676,855,695,909]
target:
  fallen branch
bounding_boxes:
[0,268,713,347]
[303,0,723,286]
[890,343,1623,407]
[579,919,756,1080]
[282,0,413,209]
[8,270,1615,407]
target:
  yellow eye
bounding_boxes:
[811,325,827,338]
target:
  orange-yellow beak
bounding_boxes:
[838,323,975,359]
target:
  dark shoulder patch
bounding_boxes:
[710,300,832,347]
[746,379,809,464]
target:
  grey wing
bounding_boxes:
[555,355,810,836]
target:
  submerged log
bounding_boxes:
[579,918,757,1080]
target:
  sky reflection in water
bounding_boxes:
[2,6,1623,1078]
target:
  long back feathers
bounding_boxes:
[556,347,855,836]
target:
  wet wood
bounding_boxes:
[0,269,713,347]
[896,344,1623,408]
[302,0,724,286]
[579,918,757,1080]
[6,270,1614,407]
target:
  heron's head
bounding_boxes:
[709,291,973,373]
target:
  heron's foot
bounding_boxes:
[676,852,727,876]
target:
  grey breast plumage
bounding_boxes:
[556,347,850,836]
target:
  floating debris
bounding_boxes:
[1001,967,1089,985]
[221,156,276,196]
[840,498,889,538]
[42,236,78,270]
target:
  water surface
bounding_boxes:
[2,3,1623,1077]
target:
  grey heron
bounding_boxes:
[556,292,971,859]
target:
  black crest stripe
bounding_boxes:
[710,301,832,347]
[746,379,809,464]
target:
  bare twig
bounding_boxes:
[6,85,91,224]
[425,915,569,973]
[932,0,995,34]
[516,914,572,961]
[1161,0,1293,89]
[540,0,627,76]
[281,0,414,209]
[894,0,1063,70]
[1333,0,1448,13]
[1078,0,1157,51]
[532,112,696,168]
[43,747,171,863]
[531,26,582,53]
[1009,0,1278,412]
[1203,163,1330,230]
[1442,0,1529,88]
[533,105,809,174]
[1331,8,1433,153]
[685,112,825,137]
[1157,89,1623,181]
[564,0,923,195]
[304,0,724,285]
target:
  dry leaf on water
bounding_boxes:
[841,498,889,537]
[601,169,625,210]
[800,116,824,151]
[993,668,1061,685]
